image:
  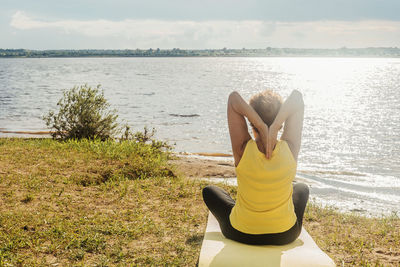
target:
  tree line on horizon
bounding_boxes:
[0,47,399,58]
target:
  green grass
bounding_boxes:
[0,138,399,266]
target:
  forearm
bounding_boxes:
[228,91,267,133]
[271,90,304,130]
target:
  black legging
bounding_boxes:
[202,183,309,245]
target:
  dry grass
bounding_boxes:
[0,138,207,266]
[304,203,400,266]
[0,138,399,266]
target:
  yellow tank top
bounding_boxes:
[229,139,297,234]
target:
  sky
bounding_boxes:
[1,0,400,49]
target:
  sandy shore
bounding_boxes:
[171,153,236,179]
[0,130,51,138]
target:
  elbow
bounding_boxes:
[229,91,240,100]
[292,89,303,99]
[292,90,304,109]
[228,91,240,105]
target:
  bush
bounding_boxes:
[43,84,118,140]
[120,125,172,151]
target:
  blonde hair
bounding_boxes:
[249,90,282,128]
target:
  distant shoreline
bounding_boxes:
[1,47,399,58]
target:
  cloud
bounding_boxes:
[9,11,400,49]
[6,0,400,21]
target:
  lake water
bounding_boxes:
[0,57,399,216]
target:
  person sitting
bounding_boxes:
[202,89,309,245]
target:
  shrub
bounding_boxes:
[43,84,118,140]
[120,125,172,151]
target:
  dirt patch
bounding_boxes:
[170,155,236,179]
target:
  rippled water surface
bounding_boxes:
[0,57,399,216]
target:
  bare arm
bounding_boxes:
[269,90,304,161]
[227,91,268,166]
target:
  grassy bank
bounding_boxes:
[305,204,399,266]
[0,139,399,266]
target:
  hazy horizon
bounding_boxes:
[1,47,399,50]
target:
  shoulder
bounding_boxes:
[278,139,297,164]
[236,138,255,168]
